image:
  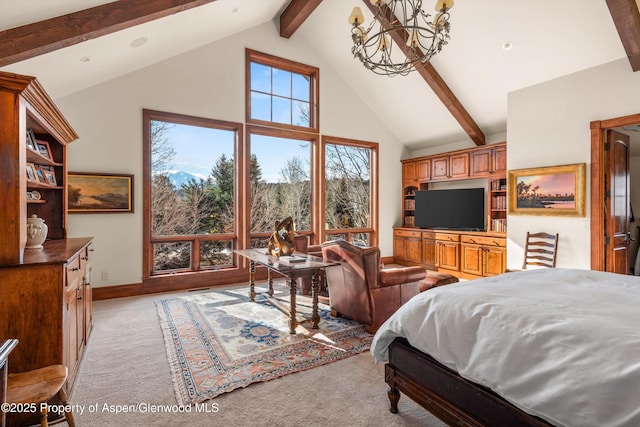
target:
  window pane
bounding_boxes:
[351,233,371,246]
[250,134,311,233]
[272,96,291,125]
[200,240,233,268]
[325,144,371,230]
[292,100,310,127]
[292,73,310,101]
[250,237,270,249]
[248,53,317,130]
[325,233,347,242]
[153,242,191,272]
[150,120,235,237]
[272,68,291,97]
[251,62,271,93]
[251,92,271,122]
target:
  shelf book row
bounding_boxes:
[491,218,507,232]
[491,195,507,210]
[404,199,415,210]
[491,179,507,191]
[404,215,415,227]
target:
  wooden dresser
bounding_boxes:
[0,238,93,394]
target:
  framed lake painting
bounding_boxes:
[68,172,134,213]
[508,163,586,217]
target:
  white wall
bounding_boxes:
[58,22,402,288]
[506,58,640,269]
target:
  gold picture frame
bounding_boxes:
[508,163,586,217]
[68,172,134,213]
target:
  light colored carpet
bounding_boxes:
[71,283,446,426]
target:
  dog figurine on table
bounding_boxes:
[267,217,295,258]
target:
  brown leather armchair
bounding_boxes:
[321,239,427,333]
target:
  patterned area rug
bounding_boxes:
[156,285,372,405]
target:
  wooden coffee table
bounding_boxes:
[235,248,339,334]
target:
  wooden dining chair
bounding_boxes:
[522,232,559,269]
[6,365,75,427]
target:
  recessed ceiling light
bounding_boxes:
[80,56,91,63]
[130,37,149,48]
[502,41,513,51]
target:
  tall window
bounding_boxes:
[143,110,242,276]
[246,49,319,132]
[248,127,314,248]
[322,136,378,246]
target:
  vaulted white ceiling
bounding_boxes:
[0,0,630,151]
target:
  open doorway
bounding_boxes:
[590,113,640,275]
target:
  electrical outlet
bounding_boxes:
[101,271,109,281]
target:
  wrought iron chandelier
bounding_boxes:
[349,0,453,77]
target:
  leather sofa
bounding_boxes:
[320,239,427,333]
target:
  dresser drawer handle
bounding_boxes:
[70,267,80,272]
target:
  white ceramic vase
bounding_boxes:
[26,214,48,249]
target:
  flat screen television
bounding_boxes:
[414,188,485,231]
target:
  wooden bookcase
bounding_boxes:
[401,142,506,232]
[397,143,507,279]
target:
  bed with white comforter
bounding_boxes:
[371,268,640,427]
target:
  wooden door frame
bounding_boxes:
[590,113,640,270]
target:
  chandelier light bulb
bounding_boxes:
[348,7,365,25]
[406,29,419,47]
[435,0,454,11]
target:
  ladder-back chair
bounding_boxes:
[522,232,559,269]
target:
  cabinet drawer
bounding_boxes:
[435,233,459,242]
[394,229,421,238]
[66,255,85,292]
[461,235,505,247]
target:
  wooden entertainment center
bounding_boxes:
[394,142,507,280]
[0,71,93,402]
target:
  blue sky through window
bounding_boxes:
[155,122,309,183]
[250,61,311,127]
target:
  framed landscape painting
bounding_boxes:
[508,163,586,217]
[68,172,134,213]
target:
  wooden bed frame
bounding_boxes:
[385,337,554,427]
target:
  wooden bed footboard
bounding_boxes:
[385,337,553,427]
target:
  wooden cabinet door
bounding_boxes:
[492,146,507,173]
[84,281,93,340]
[65,290,79,379]
[461,243,483,275]
[471,149,492,177]
[422,235,437,270]
[431,156,449,180]
[437,241,459,270]
[393,235,407,262]
[402,161,416,183]
[406,236,422,264]
[484,246,506,276]
[449,153,470,179]
[416,159,431,181]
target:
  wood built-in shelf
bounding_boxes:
[27,181,62,190]
[401,142,507,233]
[27,199,46,204]
[26,147,63,167]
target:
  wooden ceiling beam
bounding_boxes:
[0,0,218,67]
[606,0,640,72]
[279,0,323,39]
[362,1,486,146]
